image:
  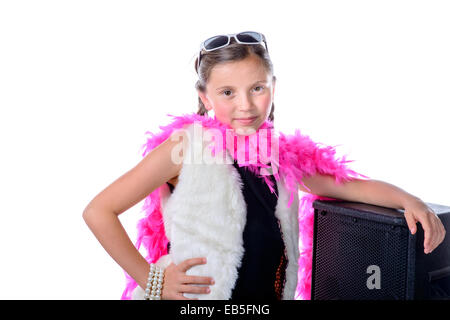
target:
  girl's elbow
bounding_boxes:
[82,206,95,224]
[82,204,103,224]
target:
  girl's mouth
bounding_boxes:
[235,116,257,125]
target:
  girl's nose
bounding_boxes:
[237,94,254,111]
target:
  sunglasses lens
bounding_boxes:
[236,32,262,43]
[204,35,229,50]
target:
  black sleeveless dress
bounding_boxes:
[166,160,287,300]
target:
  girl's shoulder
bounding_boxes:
[134,124,192,198]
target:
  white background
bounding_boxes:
[0,0,449,299]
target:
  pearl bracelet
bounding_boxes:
[144,263,164,300]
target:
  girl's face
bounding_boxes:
[198,54,276,133]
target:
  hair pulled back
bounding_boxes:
[194,38,276,122]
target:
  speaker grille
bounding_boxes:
[313,209,410,300]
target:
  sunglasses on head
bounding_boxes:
[197,31,269,71]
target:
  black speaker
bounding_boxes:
[311,200,450,300]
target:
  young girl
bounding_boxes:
[82,31,446,300]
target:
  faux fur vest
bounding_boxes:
[132,122,299,300]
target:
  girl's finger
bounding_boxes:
[427,215,439,253]
[178,257,206,272]
[180,284,210,294]
[420,214,433,253]
[404,211,417,234]
[440,222,447,244]
[430,214,445,252]
[183,275,215,285]
[437,216,446,244]
[175,292,197,300]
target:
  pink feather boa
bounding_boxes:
[121,112,369,300]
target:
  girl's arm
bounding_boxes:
[299,174,446,254]
[300,174,415,209]
[82,129,186,289]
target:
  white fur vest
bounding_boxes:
[132,123,300,300]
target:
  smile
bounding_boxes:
[235,116,257,125]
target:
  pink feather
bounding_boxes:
[121,112,368,299]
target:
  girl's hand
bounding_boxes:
[403,198,446,254]
[161,257,215,300]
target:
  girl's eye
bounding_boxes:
[221,86,265,97]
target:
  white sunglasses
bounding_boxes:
[197,31,269,71]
